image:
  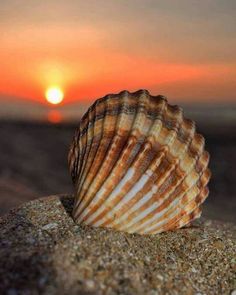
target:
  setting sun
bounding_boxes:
[45,87,64,105]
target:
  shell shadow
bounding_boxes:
[59,194,74,219]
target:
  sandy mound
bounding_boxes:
[0,195,235,294]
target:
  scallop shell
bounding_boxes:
[68,90,211,234]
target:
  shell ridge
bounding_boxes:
[88,143,159,227]
[74,98,113,201]
[98,112,184,230]
[125,156,207,233]
[75,116,89,187]
[73,100,108,213]
[76,95,127,200]
[87,130,206,234]
[73,96,126,218]
[68,129,80,184]
[97,148,171,228]
[77,91,158,223]
[75,105,97,192]
[145,186,208,234]
[128,159,210,234]
[89,102,184,228]
[74,103,99,183]
[156,149,209,206]
[119,126,206,233]
[108,157,176,230]
[80,93,168,225]
[106,106,189,230]
[75,92,140,220]
[144,179,210,234]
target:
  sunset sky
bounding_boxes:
[0,0,236,107]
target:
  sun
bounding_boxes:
[45,86,64,105]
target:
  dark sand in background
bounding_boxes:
[0,120,235,223]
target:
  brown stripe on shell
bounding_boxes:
[99,150,177,228]
[73,97,119,209]
[167,187,209,233]
[87,113,196,229]
[143,164,210,234]
[108,137,208,233]
[76,92,165,222]
[80,99,182,225]
[73,91,140,219]
[138,169,210,234]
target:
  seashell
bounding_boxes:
[68,89,211,234]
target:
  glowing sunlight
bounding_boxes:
[45,86,64,105]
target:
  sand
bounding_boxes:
[0,195,235,295]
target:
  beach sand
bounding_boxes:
[0,195,235,294]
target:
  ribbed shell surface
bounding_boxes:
[68,90,211,234]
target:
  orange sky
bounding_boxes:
[0,0,236,105]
